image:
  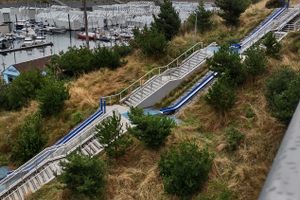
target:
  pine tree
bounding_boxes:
[215,0,251,25]
[263,32,282,59]
[194,1,213,33]
[152,0,181,40]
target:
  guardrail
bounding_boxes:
[0,99,107,197]
[102,42,204,105]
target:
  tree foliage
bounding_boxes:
[205,75,236,113]
[37,77,69,116]
[133,26,168,57]
[159,142,213,196]
[3,70,45,110]
[265,68,300,124]
[266,0,284,8]
[215,0,251,25]
[12,113,46,163]
[208,45,246,85]
[244,46,267,79]
[96,112,131,158]
[59,153,106,198]
[263,32,281,58]
[49,46,125,77]
[152,0,181,40]
[128,107,175,148]
[190,1,213,33]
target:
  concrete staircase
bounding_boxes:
[123,47,213,108]
[0,106,130,200]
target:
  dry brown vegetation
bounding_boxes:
[7,0,300,199]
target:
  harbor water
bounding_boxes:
[0,31,122,72]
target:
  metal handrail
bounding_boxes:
[102,42,204,105]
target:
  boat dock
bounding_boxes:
[0,42,53,55]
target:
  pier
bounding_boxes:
[0,42,53,55]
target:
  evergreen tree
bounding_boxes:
[12,113,46,163]
[215,0,251,25]
[263,32,281,59]
[244,46,267,80]
[205,75,236,113]
[128,107,175,148]
[152,0,181,40]
[59,153,106,198]
[96,111,131,158]
[133,26,168,57]
[193,1,213,33]
[37,77,69,116]
[159,142,213,196]
[208,45,246,85]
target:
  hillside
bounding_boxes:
[1,0,300,199]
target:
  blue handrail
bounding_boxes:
[160,72,217,115]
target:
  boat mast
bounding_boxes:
[83,0,89,49]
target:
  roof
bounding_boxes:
[13,56,51,73]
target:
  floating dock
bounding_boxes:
[0,42,53,55]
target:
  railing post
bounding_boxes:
[104,100,106,113]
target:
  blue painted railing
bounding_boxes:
[0,98,107,195]
[160,72,217,114]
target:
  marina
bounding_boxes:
[0,1,217,72]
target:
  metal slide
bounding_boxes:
[160,71,217,114]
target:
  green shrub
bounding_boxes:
[96,111,131,158]
[244,46,267,79]
[113,45,133,57]
[128,107,175,148]
[205,75,236,113]
[208,45,246,85]
[12,113,46,163]
[215,0,251,25]
[225,127,245,151]
[152,0,181,40]
[59,153,106,198]
[188,1,213,33]
[134,27,168,57]
[93,47,121,69]
[265,68,300,124]
[265,0,283,8]
[159,142,213,196]
[37,78,69,116]
[6,70,45,110]
[263,32,281,59]
[71,111,84,126]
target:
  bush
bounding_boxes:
[12,113,46,163]
[96,111,131,158]
[265,68,300,124]
[205,75,236,113]
[128,107,175,148]
[208,45,246,85]
[266,0,283,8]
[37,78,69,116]
[5,70,45,110]
[71,111,84,126]
[244,46,267,79]
[52,47,95,76]
[59,153,106,198]
[152,0,181,40]
[113,45,133,57]
[215,0,251,25]
[159,142,213,196]
[225,127,245,151]
[134,27,168,57]
[263,32,281,59]
[93,47,121,69]
[189,1,213,33]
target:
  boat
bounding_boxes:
[46,26,67,34]
[77,32,97,40]
[35,35,46,45]
[21,37,35,48]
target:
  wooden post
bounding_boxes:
[83,0,89,49]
